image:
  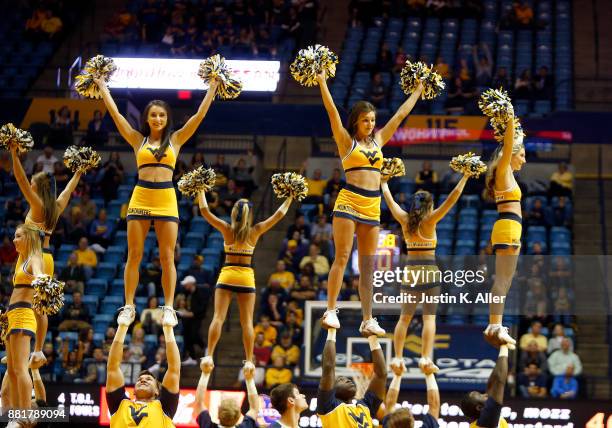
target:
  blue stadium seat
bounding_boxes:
[86,279,108,297]
[93,314,114,333]
[104,248,125,264]
[96,262,117,280]
[183,232,204,250]
[82,295,99,314]
[57,245,76,262]
[109,279,125,296]
[527,226,547,243]
[101,296,123,314]
[550,226,571,242]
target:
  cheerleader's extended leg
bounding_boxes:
[1,364,11,411]
[356,222,385,336]
[154,220,179,326]
[392,297,417,370]
[206,288,233,362]
[8,333,33,409]
[120,219,150,325]
[420,286,440,373]
[236,292,256,363]
[322,217,356,329]
[486,248,519,347]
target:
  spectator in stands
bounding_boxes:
[75,348,106,384]
[520,320,548,352]
[212,154,231,185]
[282,310,304,344]
[549,163,573,197]
[141,296,163,335]
[99,153,124,203]
[190,152,207,170]
[523,278,549,319]
[233,154,257,197]
[513,0,534,28]
[255,315,278,346]
[36,145,59,174]
[77,191,97,225]
[59,291,92,331]
[62,350,83,382]
[550,256,571,288]
[287,214,311,241]
[25,6,47,39]
[261,279,289,320]
[279,239,300,273]
[68,207,89,243]
[554,287,572,319]
[394,47,408,73]
[316,278,328,301]
[268,260,296,290]
[514,70,533,99]
[551,364,578,399]
[415,161,438,193]
[58,253,86,295]
[0,235,17,268]
[85,110,109,146]
[299,244,330,276]
[526,198,546,226]
[492,67,511,90]
[140,256,162,297]
[49,106,74,146]
[311,214,332,241]
[551,196,572,227]
[534,66,553,100]
[456,58,472,83]
[120,345,142,385]
[369,72,388,108]
[88,209,114,248]
[262,293,285,328]
[519,340,548,372]
[271,333,300,367]
[473,44,493,87]
[445,77,474,113]
[102,327,116,355]
[218,179,242,215]
[72,237,97,279]
[78,327,95,359]
[254,332,272,367]
[324,168,345,197]
[265,355,292,389]
[303,168,327,205]
[53,160,70,189]
[186,255,212,287]
[40,9,62,39]
[518,362,547,398]
[4,195,27,227]
[434,56,450,80]
[39,342,58,382]
[128,326,148,366]
[548,323,573,355]
[289,275,316,306]
[548,338,582,376]
[178,275,209,360]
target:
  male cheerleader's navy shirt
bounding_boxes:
[196,410,259,428]
[382,412,439,428]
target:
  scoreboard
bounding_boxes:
[351,229,401,274]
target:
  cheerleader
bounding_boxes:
[93,76,219,327]
[9,143,82,368]
[198,190,293,367]
[484,114,525,345]
[316,70,424,335]
[4,224,44,417]
[381,172,470,373]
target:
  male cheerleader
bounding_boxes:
[460,335,511,428]
[269,383,309,428]
[105,323,180,427]
[195,358,260,427]
[316,329,386,427]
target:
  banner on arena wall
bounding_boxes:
[107,58,281,91]
[21,98,106,131]
[386,115,573,144]
[26,384,612,427]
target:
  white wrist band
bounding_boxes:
[327,329,336,342]
[368,336,381,351]
[425,374,438,391]
[163,325,176,343]
[114,325,128,343]
[499,345,509,357]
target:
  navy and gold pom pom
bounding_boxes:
[75,55,117,99]
[0,123,34,154]
[198,54,242,100]
[399,61,445,99]
[32,274,65,316]
[290,45,338,87]
[450,152,487,178]
[271,173,308,201]
[381,158,406,178]
[63,146,101,173]
[178,166,217,198]
[0,311,8,346]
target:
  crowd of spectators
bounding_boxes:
[24,3,65,41]
[516,320,581,399]
[100,0,319,61]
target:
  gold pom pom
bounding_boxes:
[32,274,65,315]
[0,123,34,154]
[198,54,243,100]
[478,88,514,123]
[399,61,445,99]
[63,146,101,173]
[75,55,117,99]
[450,152,487,178]
[381,158,406,178]
[290,45,338,87]
[271,172,308,201]
[178,166,217,198]
[0,311,8,346]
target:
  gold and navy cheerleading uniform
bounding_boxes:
[491,183,522,251]
[7,256,37,338]
[24,217,55,276]
[127,138,179,223]
[333,139,383,225]
[403,226,440,289]
[215,242,256,293]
